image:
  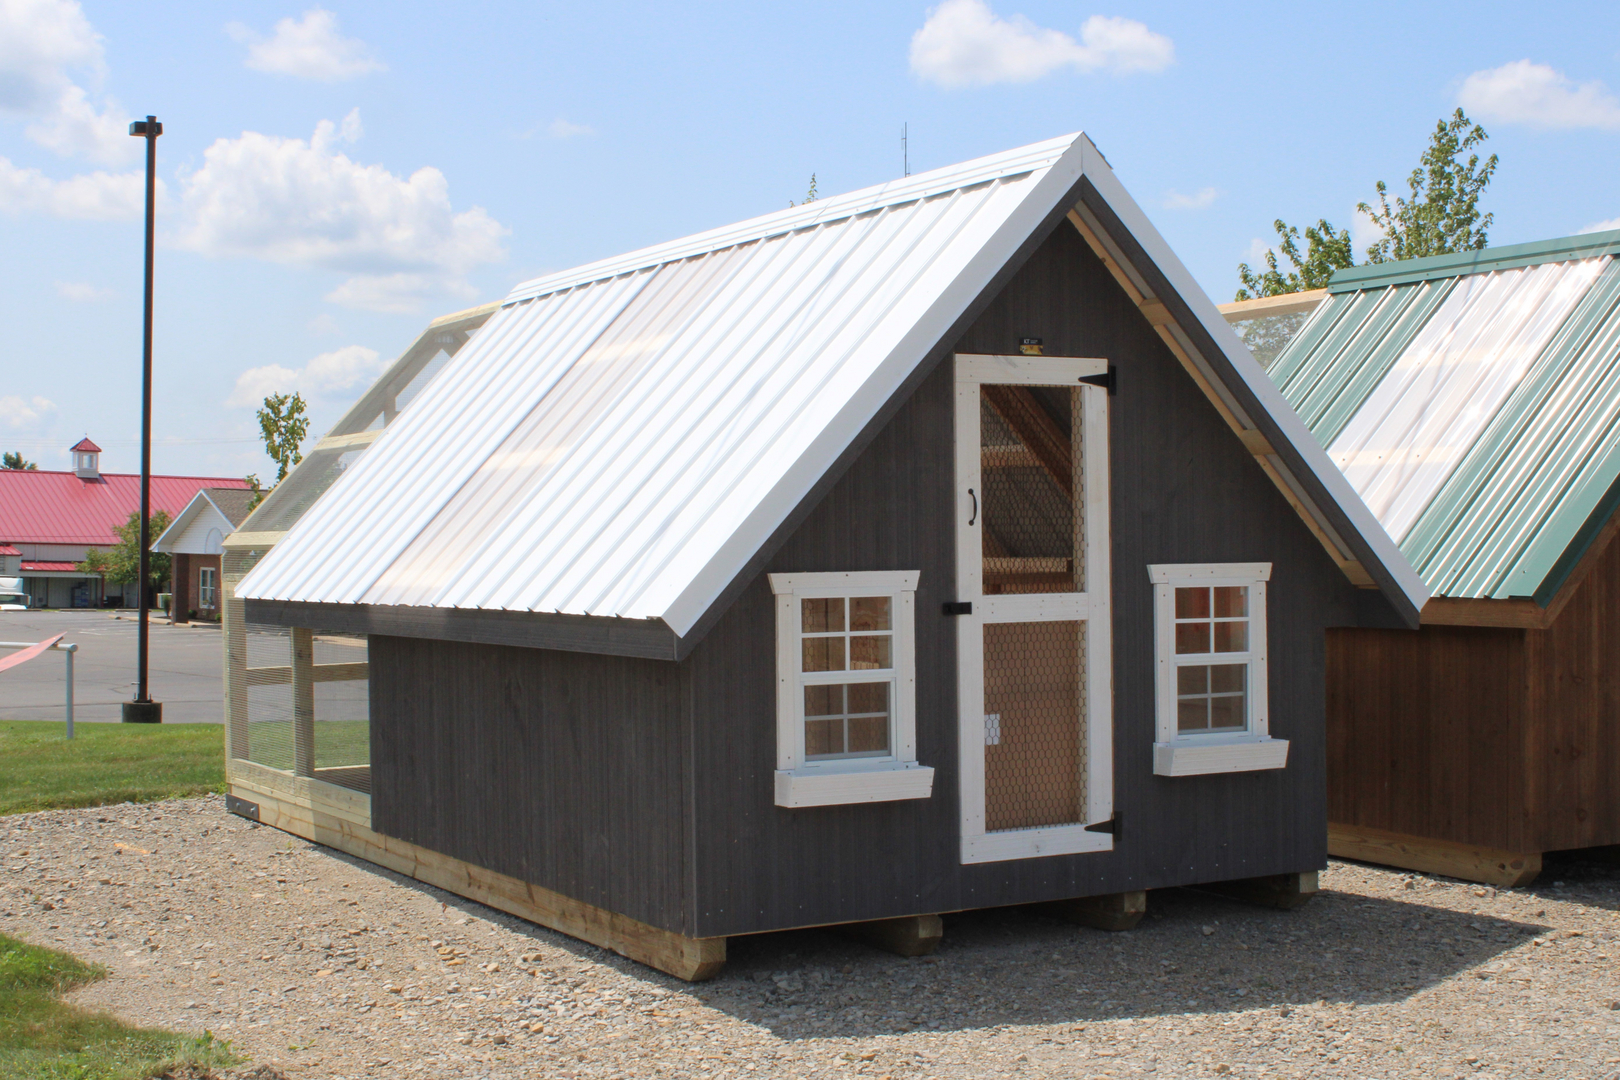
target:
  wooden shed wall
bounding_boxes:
[1326,529,1620,855]
[368,638,690,932]
[684,219,1365,938]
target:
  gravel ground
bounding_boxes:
[2,796,1618,1080]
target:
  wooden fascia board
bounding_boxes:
[1217,291,1328,320]
[1065,199,1381,595]
[242,598,681,661]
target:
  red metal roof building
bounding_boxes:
[0,439,249,608]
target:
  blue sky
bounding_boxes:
[2,0,1617,477]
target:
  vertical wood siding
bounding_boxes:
[369,636,689,932]
[685,221,1362,937]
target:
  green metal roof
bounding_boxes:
[1269,234,1620,602]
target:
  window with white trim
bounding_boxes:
[198,566,218,609]
[1148,563,1288,777]
[768,571,933,807]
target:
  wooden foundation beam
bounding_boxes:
[1202,871,1319,910]
[227,775,726,981]
[1035,890,1146,931]
[1329,823,1541,888]
[839,914,943,957]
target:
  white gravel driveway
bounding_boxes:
[3,796,1618,1079]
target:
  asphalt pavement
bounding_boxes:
[0,610,226,724]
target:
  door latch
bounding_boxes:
[942,601,973,616]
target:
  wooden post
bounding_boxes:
[1036,890,1146,931]
[223,574,247,761]
[291,627,314,777]
[839,914,943,957]
[1202,871,1319,910]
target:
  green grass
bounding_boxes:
[0,723,225,817]
[240,719,369,771]
[0,933,237,1079]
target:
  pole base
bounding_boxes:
[122,701,162,724]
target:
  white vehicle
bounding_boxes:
[0,576,27,611]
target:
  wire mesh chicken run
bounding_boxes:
[220,303,498,796]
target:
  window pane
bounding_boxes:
[1210,663,1246,694]
[1177,698,1209,732]
[850,596,891,632]
[849,634,892,670]
[801,597,844,634]
[1208,692,1246,731]
[804,684,843,717]
[1175,587,1210,619]
[847,682,888,713]
[802,636,845,672]
[1175,622,1210,654]
[1176,665,1208,695]
[1214,620,1248,652]
[1213,586,1247,618]
[805,718,842,757]
[847,715,890,755]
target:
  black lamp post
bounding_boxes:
[122,115,162,725]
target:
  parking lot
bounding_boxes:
[0,610,225,724]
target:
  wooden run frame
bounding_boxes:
[954,353,1114,864]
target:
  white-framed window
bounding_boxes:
[768,570,934,807]
[198,566,218,609]
[1149,563,1288,776]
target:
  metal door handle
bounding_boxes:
[968,488,977,525]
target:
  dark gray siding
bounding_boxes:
[684,218,1361,937]
[369,636,689,932]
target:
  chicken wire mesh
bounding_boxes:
[982,620,1086,832]
[980,385,1084,594]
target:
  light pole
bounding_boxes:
[123,114,162,725]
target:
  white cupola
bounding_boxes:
[70,436,101,479]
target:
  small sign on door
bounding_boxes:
[984,713,1002,746]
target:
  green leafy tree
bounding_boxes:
[789,174,818,207]
[2,451,38,470]
[257,392,309,484]
[1236,219,1356,301]
[77,509,172,590]
[1359,109,1497,263]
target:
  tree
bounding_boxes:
[78,509,172,591]
[257,391,309,485]
[1360,109,1496,263]
[2,451,38,470]
[1236,219,1356,301]
[789,174,818,207]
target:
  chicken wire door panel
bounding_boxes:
[954,354,1114,864]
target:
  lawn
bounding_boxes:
[0,722,225,817]
[0,933,236,1079]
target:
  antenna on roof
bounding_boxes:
[902,123,909,178]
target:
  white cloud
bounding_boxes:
[909,0,1173,88]
[227,8,385,81]
[172,110,506,312]
[54,280,112,301]
[0,0,136,164]
[1458,60,1620,130]
[1243,237,1270,268]
[1580,217,1620,234]
[1350,205,1381,255]
[0,394,58,428]
[546,118,592,139]
[0,156,148,219]
[227,344,383,408]
[1164,187,1217,210]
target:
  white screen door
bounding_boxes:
[955,353,1113,863]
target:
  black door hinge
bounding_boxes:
[942,601,973,616]
[1084,811,1122,839]
[1079,365,1116,395]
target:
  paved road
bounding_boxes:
[0,611,225,724]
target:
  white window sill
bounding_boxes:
[1153,737,1289,777]
[775,764,935,808]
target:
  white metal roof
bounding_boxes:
[238,132,1427,636]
